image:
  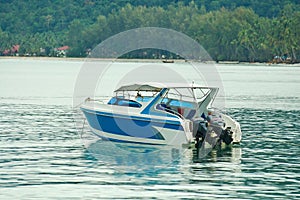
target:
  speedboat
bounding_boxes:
[80,83,242,146]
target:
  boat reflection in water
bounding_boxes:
[84,138,184,169]
[83,136,242,172]
[192,144,242,164]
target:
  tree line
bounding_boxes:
[0,1,299,62]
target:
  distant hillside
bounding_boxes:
[0,0,299,62]
[1,0,299,34]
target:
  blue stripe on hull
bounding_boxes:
[81,108,181,126]
[81,108,183,141]
[92,131,165,145]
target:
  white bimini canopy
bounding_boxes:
[114,82,216,92]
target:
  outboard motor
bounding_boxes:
[193,119,207,148]
[193,120,206,138]
[193,111,234,147]
[220,127,233,145]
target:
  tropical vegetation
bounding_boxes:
[0,0,299,62]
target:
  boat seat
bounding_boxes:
[136,96,154,102]
[107,97,118,105]
[177,107,184,115]
[185,109,196,119]
[156,103,183,118]
[156,103,170,110]
[108,97,142,108]
[118,99,142,108]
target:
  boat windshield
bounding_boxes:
[160,88,197,108]
[156,87,215,119]
[107,90,159,107]
[107,85,216,118]
[114,90,158,102]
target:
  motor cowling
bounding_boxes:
[193,120,207,141]
[193,111,234,146]
[220,127,233,145]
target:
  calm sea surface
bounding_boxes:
[0,58,299,199]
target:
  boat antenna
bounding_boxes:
[191,80,196,100]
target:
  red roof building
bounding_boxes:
[12,44,20,53]
[57,46,69,51]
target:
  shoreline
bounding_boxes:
[1,56,299,66]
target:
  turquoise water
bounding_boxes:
[0,59,299,199]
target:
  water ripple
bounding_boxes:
[0,104,299,199]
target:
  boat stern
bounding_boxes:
[220,113,242,144]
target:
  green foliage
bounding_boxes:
[0,0,299,61]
